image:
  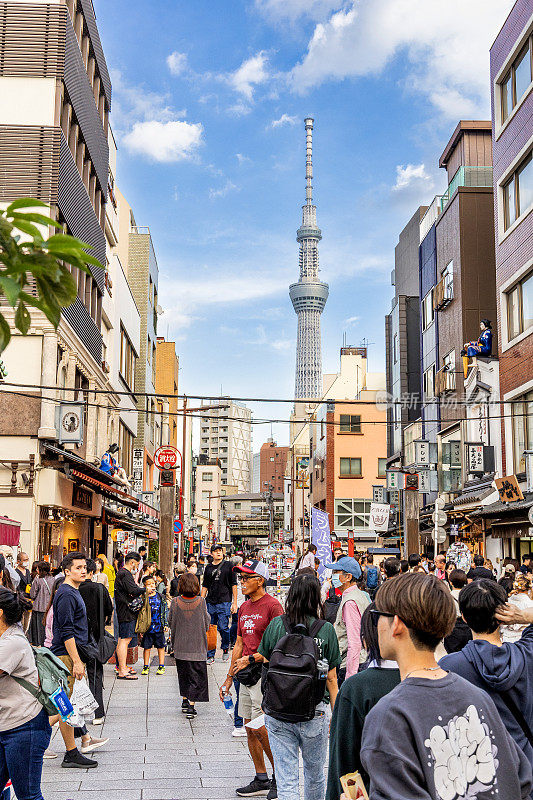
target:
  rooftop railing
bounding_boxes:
[440,166,493,211]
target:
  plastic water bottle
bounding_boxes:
[223,692,234,715]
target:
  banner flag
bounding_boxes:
[312,507,332,580]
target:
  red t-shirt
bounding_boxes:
[237,593,284,656]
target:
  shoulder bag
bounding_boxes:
[96,583,117,664]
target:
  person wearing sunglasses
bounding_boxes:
[357,572,532,800]
[220,560,283,800]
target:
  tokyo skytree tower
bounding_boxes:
[289,118,329,399]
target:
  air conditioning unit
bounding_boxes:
[102,360,110,374]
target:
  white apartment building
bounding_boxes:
[200,401,252,492]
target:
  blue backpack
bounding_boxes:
[366,566,379,591]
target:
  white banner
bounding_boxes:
[369,503,390,532]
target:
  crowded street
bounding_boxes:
[40,655,257,800]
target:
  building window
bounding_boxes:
[442,350,456,391]
[118,420,134,476]
[378,458,387,477]
[423,365,435,399]
[503,150,533,231]
[147,336,151,364]
[443,261,454,300]
[119,325,135,392]
[512,391,533,473]
[339,414,362,433]
[422,290,434,330]
[270,456,275,462]
[203,472,213,482]
[234,502,241,510]
[201,491,210,499]
[334,498,371,530]
[500,37,533,123]
[507,270,533,340]
[340,457,362,476]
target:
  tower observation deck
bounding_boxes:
[289,117,329,399]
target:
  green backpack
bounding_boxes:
[13,646,71,715]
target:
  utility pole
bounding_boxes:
[403,484,420,558]
[159,477,175,578]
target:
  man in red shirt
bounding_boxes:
[220,560,283,799]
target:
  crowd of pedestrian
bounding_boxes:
[1,539,533,800]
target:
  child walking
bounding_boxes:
[140,575,168,675]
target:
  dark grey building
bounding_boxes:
[385,207,426,465]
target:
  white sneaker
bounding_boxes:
[232,727,247,737]
[92,717,105,725]
[80,736,109,754]
[43,749,58,759]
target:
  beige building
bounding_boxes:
[194,461,223,544]
[200,401,252,491]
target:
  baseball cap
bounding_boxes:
[234,559,270,581]
[323,556,362,580]
[210,543,223,553]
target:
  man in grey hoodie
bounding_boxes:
[441,579,533,788]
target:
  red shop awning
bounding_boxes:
[71,470,139,510]
[0,516,21,547]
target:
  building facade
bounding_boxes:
[385,207,425,465]
[221,492,284,551]
[310,349,387,545]
[200,400,252,491]
[259,438,289,494]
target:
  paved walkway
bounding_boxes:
[42,653,255,800]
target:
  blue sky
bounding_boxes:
[94,0,513,449]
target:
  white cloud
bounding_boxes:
[392,163,434,193]
[209,180,238,200]
[229,52,270,100]
[227,100,253,116]
[272,338,292,351]
[167,51,188,76]
[290,0,514,118]
[236,153,251,164]
[110,69,183,128]
[162,272,288,330]
[123,120,204,163]
[344,315,359,326]
[270,114,298,128]
[255,0,344,22]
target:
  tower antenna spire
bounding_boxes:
[289,118,329,400]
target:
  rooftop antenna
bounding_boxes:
[360,338,374,350]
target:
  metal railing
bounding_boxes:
[420,195,443,242]
[440,166,493,211]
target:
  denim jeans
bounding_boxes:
[265,713,328,800]
[0,708,51,800]
[230,611,239,647]
[233,677,244,728]
[206,601,231,657]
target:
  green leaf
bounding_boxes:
[10,219,42,239]
[0,314,11,353]
[5,198,48,213]
[0,276,21,306]
[14,302,31,335]
[11,212,61,229]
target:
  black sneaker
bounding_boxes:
[181,699,190,714]
[236,778,271,797]
[61,750,98,769]
[267,777,277,800]
[186,706,198,719]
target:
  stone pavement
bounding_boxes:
[42,653,256,800]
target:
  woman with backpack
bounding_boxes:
[0,587,51,800]
[258,573,341,800]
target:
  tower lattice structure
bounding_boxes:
[289,118,329,399]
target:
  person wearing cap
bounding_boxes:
[220,560,283,799]
[201,544,238,663]
[323,556,370,684]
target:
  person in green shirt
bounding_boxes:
[258,573,340,800]
[326,602,400,800]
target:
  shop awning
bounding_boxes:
[71,470,139,510]
[0,516,21,546]
[103,505,159,536]
[41,443,139,510]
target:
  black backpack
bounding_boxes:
[262,616,327,723]
[323,586,341,623]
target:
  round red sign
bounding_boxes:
[154,446,179,470]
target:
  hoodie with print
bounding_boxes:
[440,624,533,773]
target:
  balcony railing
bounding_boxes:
[440,166,493,211]
[435,366,456,396]
[420,195,444,242]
